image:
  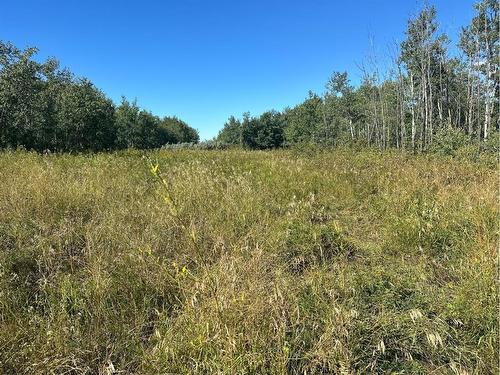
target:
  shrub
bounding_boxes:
[429,127,474,156]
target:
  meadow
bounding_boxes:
[0,149,497,374]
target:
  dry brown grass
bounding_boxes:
[0,148,497,374]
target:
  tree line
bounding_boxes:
[0,1,497,154]
[217,0,498,152]
[0,43,199,152]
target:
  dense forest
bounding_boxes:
[217,1,499,152]
[0,0,498,153]
[0,45,199,152]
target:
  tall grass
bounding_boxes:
[0,149,497,374]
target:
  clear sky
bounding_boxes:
[1,0,475,140]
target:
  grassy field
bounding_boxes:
[0,149,497,374]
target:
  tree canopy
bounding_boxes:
[216,0,498,152]
[1,0,498,153]
[0,42,198,152]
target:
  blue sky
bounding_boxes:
[1,0,475,140]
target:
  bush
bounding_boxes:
[481,130,499,154]
[428,128,474,156]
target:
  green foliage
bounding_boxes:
[115,99,162,149]
[115,99,199,150]
[241,110,285,149]
[0,42,60,150]
[429,127,474,156]
[0,41,197,152]
[160,116,199,144]
[115,98,142,148]
[481,129,500,153]
[216,115,242,145]
[284,92,323,144]
[219,1,498,153]
[55,79,116,151]
[0,149,497,373]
